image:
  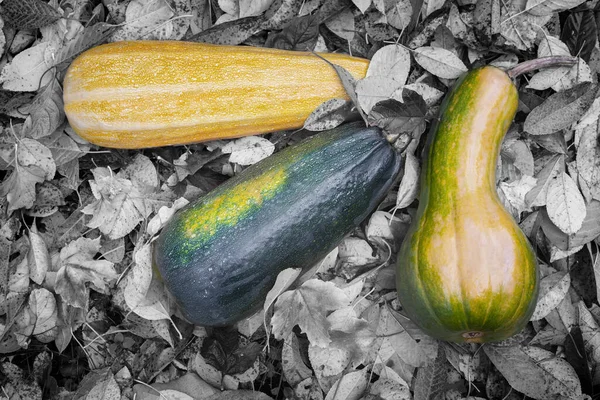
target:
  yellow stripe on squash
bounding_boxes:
[63,40,370,149]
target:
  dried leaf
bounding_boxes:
[540,200,600,250]
[327,307,375,368]
[191,15,265,45]
[561,10,597,62]
[55,237,118,308]
[239,0,274,17]
[524,82,598,136]
[367,91,427,135]
[531,270,571,320]
[87,370,121,399]
[222,136,275,166]
[396,153,420,209]
[376,0,413,30]
[498,175,537,218]
[550,244,583,262]
[282,333,312,386]
[28,225,49,285]
[413,344,447,400]
[484,345,582,399]
[423,0,446,18]
[0,41,56,91]
[261,0,302,30]
[22,78,64,139]
[413,46,468,79]
[404,82,444,106]
[28,288,57,343]
[325,8,355,41]
[304,99,354,132]
[338,237,378,270]
[81,167,166,240]
[111,0,191,41]
[325,370,367,400]
[574,97,600,130]
[40,130,85,169]
[146,198,189,237]
[546,172,587,235]
[267,14,319,50]
[369,376,411,399]
[53,23,118,67]
[126,271,173,321]
[353,0,372,13]
[0,138,56,213]
[371,305,430,368]
[368,45,411,86]
[502,139,535,179]
[124,243,154,315]
[526,0,587,16]
[591,253,600,312]
[366,211,410,246]
[309,344,351,392]
[500,5,551,51]
[578,302,600,381]
[0,0,61,30]
[527,37,572,92]
[356,76,402,114]
[263,268,302,319]
[525,154,564,207]
[271,279,350,347]
[576,124,600,200]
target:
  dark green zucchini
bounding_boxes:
[153,122,401,326]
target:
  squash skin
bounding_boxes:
[63,40,369,149]
[153,122,401,326]
[396,67,539,343]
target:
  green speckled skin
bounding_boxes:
[154,122,401,326]
[396,67,539,343]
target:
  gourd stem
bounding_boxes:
[507,56,579,79]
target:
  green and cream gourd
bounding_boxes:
[154,122,401,326]
[396,66,539,343]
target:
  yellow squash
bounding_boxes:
[62,41,369,148]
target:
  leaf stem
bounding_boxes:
[508,56,579,79]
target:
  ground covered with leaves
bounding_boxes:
[0,0,600,399]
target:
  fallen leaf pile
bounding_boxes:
[0,0,599,399]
